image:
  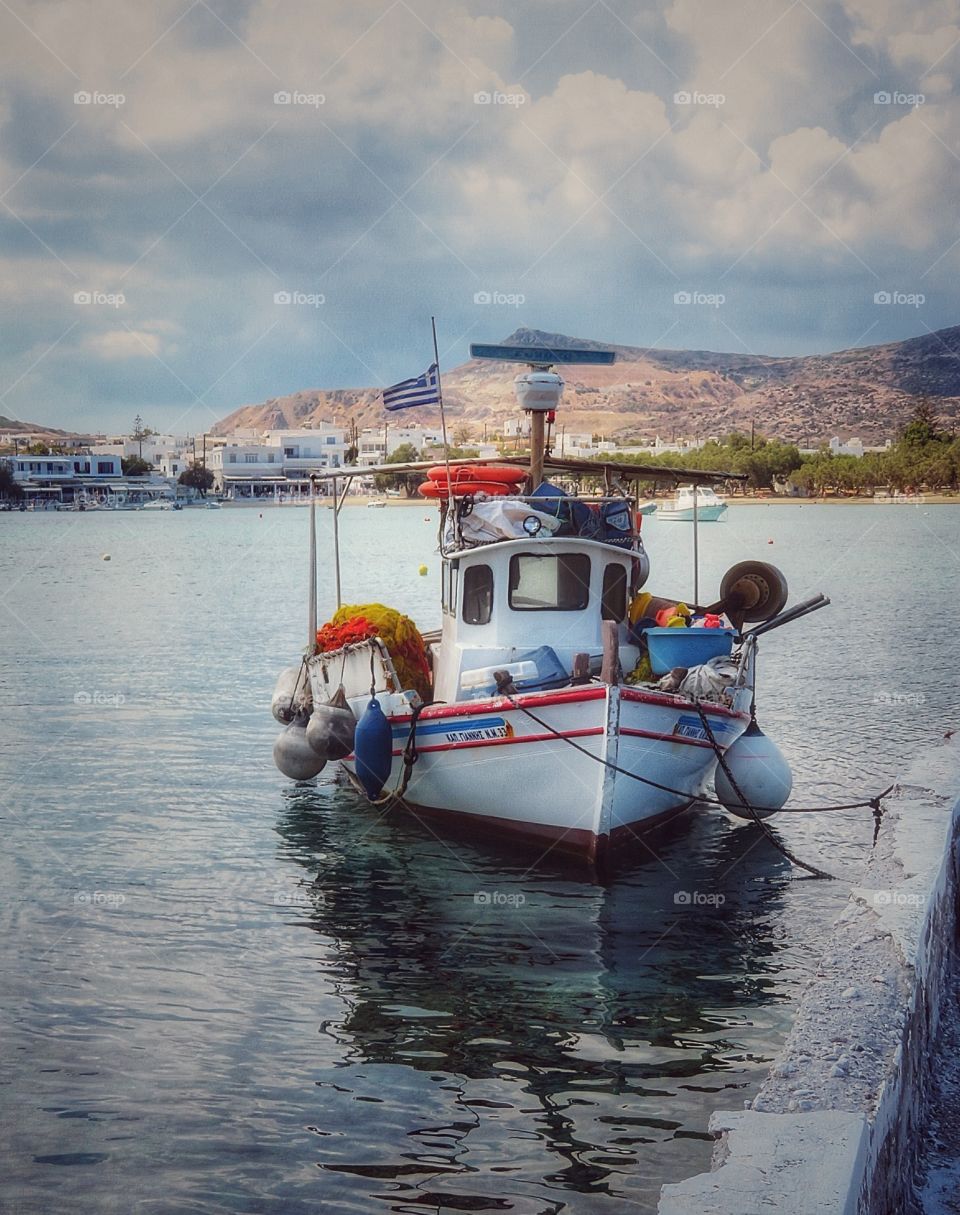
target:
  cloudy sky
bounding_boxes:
[1,0,958,432]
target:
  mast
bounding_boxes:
[530,410,545,489]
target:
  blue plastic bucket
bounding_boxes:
[644,627,736,676]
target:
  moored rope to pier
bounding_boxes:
[506,695,895,879]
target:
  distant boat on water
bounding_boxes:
[656,485,727,522]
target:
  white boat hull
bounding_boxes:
[339,683,750,862]
[656,504,727,521]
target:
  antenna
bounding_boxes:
[470,344,616,367]
[469,343,616,488]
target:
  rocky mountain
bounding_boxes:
[214,325,960,445]
[0,416,90,441]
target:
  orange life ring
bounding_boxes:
[427,464,526,486]
[419,480,514,499]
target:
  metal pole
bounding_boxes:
[308,477,318,653]
[530,411,545,489]
[692,482,700,606]
[432,315,457,541]
[331,473,342,610]
[431,316,452,464]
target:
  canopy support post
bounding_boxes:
[308,477,318,654]
[692,486,700,606]
[331,474,342,610]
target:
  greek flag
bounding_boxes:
[382,364,440,411]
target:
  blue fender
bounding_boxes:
[354,697,393,799]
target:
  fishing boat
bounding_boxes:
[656,484,727,521]
[270,342,827,863]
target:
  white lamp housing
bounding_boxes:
[514,370,564,412]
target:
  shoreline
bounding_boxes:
[333,493,960,508]
[5,493,957,514]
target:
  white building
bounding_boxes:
[93,433,194,467]
[357,425,445,465]
[262,426,347,471]
[503,417,531,439]
[6,451,126,505]
[156,451,192,480]
[208,441,284,496]
[10,453,122,481]
[829,436,865,458]
[207,427,348,498]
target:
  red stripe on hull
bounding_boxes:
[391,725,719,757]
[389,684,747,726]
[619,726,717,750]
[390,685,606,724]
[620,686,748,720]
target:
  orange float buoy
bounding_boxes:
[419,480,514,499]
[427,464,526,487]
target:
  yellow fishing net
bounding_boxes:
[318,603,432,702]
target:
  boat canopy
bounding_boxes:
[294,453,746,487]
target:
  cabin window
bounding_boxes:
[601,563,627,621]
[508,553,591,612]
[462,564,493,625]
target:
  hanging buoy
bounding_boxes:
[715,720,792,819]
[273,717,327,781]
[306,699,356,760]
[271,666,304,723]
[353,696,393,799]
[418,564,428,576]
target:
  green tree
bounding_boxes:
[901,399,946,448]
[0,459,24,500]
[131,415,155,457]
[121,455,152,476]
[179,462,215,497]
[374,443,424,497]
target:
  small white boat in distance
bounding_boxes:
[656,485,727,521]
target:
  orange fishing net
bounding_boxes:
[317,603,432,702]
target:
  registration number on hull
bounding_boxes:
[401,716,516,745]
[673,714,733,742]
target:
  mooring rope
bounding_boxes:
[693,704,835,880]
[506,695,894,878]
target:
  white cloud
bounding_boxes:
[0,0,958,428]
[84,329,163,360]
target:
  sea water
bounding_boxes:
[1,502,957,1213]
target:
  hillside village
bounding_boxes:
[2,323,958,506]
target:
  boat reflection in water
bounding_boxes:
[274,786,793,1213]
